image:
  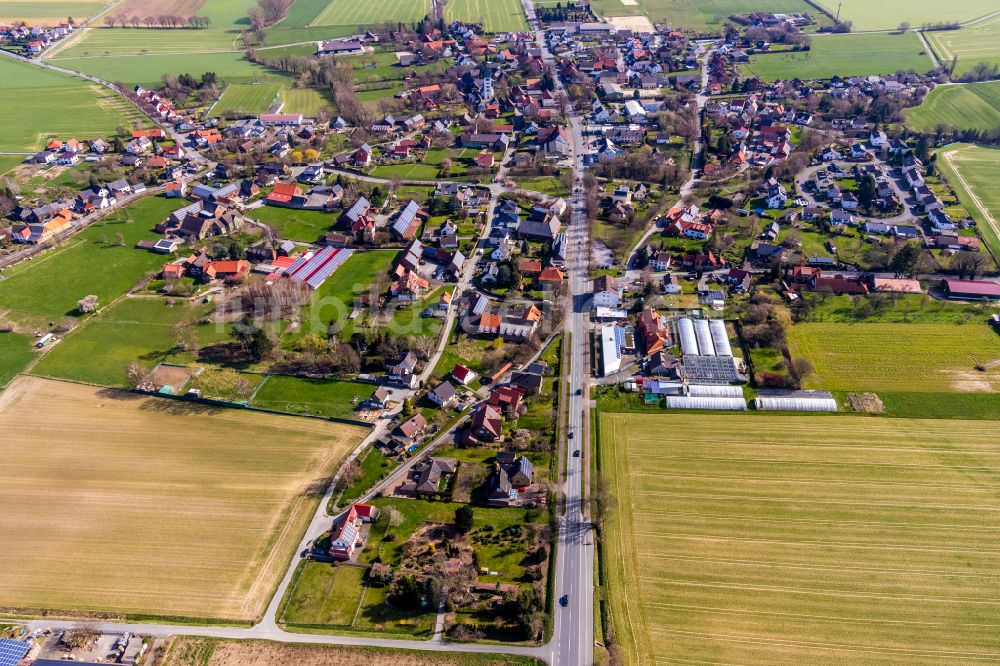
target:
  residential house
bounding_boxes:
[592,275,622,308]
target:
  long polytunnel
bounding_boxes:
[686,384,744,398]
[666,396,747,410]
[708,319,733,357]
[693,318,715,357]
[754,397,838,412]
[677,318,699,355]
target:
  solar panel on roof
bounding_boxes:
[0,638,30,666]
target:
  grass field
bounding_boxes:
[905,81,1000,132]
[587,0,818,32]
[599,411,1000,665]
[58,0,255,55]
[927,16,1000,76]
[936,143,1000,259]
[282,86,334,115]
[0,0,107,24]
[812,0,996,31]
[0,375,365,621]
[49,51,286,86]
[0,196,182,324]
[211,83,282,116]
[0,332,35,388]
[248,205,333,242]
[107,0,206,22]
[163,637,544,666]
[744,32,933,80]
[280,562,365,625]
[445,0,527,32]
[306,250,396,339]
[0,155,24,177]
[786,322,1000,393]
[31,297,229,387]
[0,56,140,152]
[251,375,371,420]
[314,0,428,27]
[46,0,302,84]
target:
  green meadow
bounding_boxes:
[0,56,138,152]
[936,143,1000,259]
[745,32,933,80]
[587,0,817,32]
[927,15,1000,76]
[905,82,1000,132]
[48,52,284,87]
[445,0,527,32]
[0,333,36,388]
[248,206,334,243]
[0,196,182,323]
[0,1,107,22]
[251,375,371,420]
[31,297,228,387]
[812,0,996,31]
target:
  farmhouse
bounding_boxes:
[328,503,379,560]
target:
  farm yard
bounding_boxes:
[445,0,528,33]
[905,81,1000,132]
[0,375,366,621]
[811,0,997,31]
[786,322,1000,393]
[936,143,1000,258]
[598,411,1000,666]
[744,32,933,81]
[0,0,107,24]
[0,56,142,152]
[162,637,545,666]
[926,16,1000,76]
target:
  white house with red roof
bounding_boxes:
[451,364,477,385]
[329,503,379,560]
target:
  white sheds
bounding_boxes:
[687,384,744,398]
[693,318,715,357]
[709,319,733,357]
[754,396,838,412]
[665,396,747,411]
[600,325,622,377]
[677,317,698,355]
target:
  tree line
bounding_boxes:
[103,15,212,29]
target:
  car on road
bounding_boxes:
[573,449,581,457]
[576,388,582,395]
[568,431,574,439]
[559,595,569,607]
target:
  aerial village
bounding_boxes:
[0,0,999,663]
